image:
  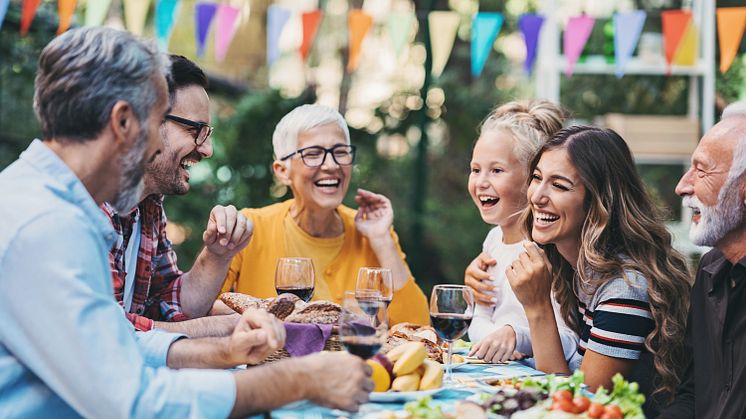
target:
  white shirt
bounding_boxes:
[123,210,141,312]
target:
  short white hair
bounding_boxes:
[720,101,746,186]
[722,101,746,119]
[272,104,350,161]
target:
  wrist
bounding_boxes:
[367,231,394,250]
[525,302,555,324]
[203,246,235,264]
[294,358,317,400]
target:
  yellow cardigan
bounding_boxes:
[222,199,430,326]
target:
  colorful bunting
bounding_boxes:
[388,13,415,59]
[85,0,112,27]
[300,10,323,61]
[471,12,504,77]
[267,5,291,66]
[613,10,646,78]
[155,0,181,50]
[347,10,373,71]
[214,4,240,63]
[57,0,76,34]
[0,0,8,31]
[563,15,595,77]
[20,0,41,36]
[673,20,698,66]
[195,2,217,58]
[124,0,151,37]
[717,7,746,73]
[661,10,691,68]
[429,11,461,77]
[518,13,544,75]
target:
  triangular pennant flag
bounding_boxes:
[717,7,746,73]
[20,0,41,36]
[85,0,112,27]
[214,4,240,62]
[613,10,646,78]
[661,10,691,68]
[387,13,415,58]
[124,0,152,37]
[429,11,461,77]
[195,2,218,58]
[563,15,595,77]
[471,12,504,77]
[0,0,8,31]
[673,21,698,66]
[57,0,76,34]
[347,10,373,72]
[267,5,291,66]
[155,0,181,50]
[518,13,544,75]
[300,10,323,61]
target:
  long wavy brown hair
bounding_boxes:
[523,126,691,398]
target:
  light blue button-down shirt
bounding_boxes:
[0,140,236,418]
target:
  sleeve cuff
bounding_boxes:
[510,324,533,356]
[135,329,188,368]
[170,369,236,419]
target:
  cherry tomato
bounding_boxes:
[587,402,606,418]
[552,389,573,402]
[557,399,576,413]
[572,396,591,413]
[550,402,562,411]
[603,404,623,419]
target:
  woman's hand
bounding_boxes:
[354,189,394,241]
[469,325,524,363]
[505,242,554,312]
[464,252,498,306]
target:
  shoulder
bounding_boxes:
[337,203,358,221]
[240,200,292,221]
[483,226,503,251]
[593,270,650,307]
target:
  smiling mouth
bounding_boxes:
[534,212,559,226]
[314,178,341,189]
[689,206,701,223]
[479,195,499,208]
[180,159,198,170]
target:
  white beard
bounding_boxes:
[110,129,147,213]
[684,178,745,246]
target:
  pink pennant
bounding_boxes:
[214,4,240,63]
[563,15,595,77]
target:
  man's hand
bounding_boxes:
[464,252,498,306]
[301,351,373,412]
[203,205,253,259]
[469,325,524,363]
[354,189,394,241]
[227,309,286,366]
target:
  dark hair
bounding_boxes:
[524,125,691,398]
[167,54,208,102]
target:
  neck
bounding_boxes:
[556,240,580,268]
[717,226,746,263]
[289,200,343,238]
[500,218,525,244]
[45,138,117,206]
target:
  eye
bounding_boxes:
[303,149,324,158]
[552,182,570,191]
[470,167,480,174]
[695,168,706,178]
[491,168,503,174]
[530,173,541,182]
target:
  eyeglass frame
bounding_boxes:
[164,114,213,146]
[279,144,357,167]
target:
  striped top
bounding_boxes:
[576,270,655,360]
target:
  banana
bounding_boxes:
[391,371,421,392]
[418,360,444,390]
[392,342,428,376]
[385,341,420,362]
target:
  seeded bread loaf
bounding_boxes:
[220,292,267,314]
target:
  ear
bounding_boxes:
[272,160,291,185]
[109,100,139,148]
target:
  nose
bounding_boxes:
[675,167,694,197]
[197,137,213,159]
[528,181,548,206]
[319,150,339,170]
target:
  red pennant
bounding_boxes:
[300,10,323,61]
[661,10,692,67]
[20,0,42,36]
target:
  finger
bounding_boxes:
[237,329,268,349]
[226,212,246,248]
[203,220,219,245]
[473,290,497,306]
[466,274,496,291]
[211,205,227,235]
[469,341,481,356]
[477,253,497,267]
[518,251,532,268]
[484,343,500,363]
[523,241,545,264]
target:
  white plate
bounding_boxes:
[368,387,445,403]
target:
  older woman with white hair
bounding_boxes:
[221,104,430,325]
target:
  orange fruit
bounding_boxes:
[366,359,392,392]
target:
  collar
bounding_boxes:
[703,249,746,292]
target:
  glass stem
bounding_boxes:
[445,340,454,384]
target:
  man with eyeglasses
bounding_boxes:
[100,55,250,337]
[219,104,430,326]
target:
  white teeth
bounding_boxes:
[479,195,498,203]
[315,179,340,187]
[536,212,559,222]
[180,160,196,169]
[689,206,701,215]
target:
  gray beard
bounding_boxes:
[689,176,746,246]
[110,130,147,213]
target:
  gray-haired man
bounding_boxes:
[0,27,371,418]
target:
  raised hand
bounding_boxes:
[354,189,394,241]
[203,205,253,259]
[227,309,286,365]
[464,252,498,306]
[505,242,554,311]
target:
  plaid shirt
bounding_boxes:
[101,196,189,331]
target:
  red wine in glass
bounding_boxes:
[430,313,472,341]
[340,337,382,359]
[275,286,314,302]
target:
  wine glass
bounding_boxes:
[274,257,315,302]
[356,267,393,308]
[429,284,475,384]
[339,291,388,359]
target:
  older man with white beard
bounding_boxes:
[660,102,746,418]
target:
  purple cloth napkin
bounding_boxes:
[283,322,334,357]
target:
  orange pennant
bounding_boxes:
[20,0,41,36]
[661,10,692,67]
[57,0,77,34]
[717,7,746,73]
[347,10,373,71]
[300,10,323,61]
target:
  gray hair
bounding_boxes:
[33,27,170,142]
[272,104,350,162]
[721,101,746,185]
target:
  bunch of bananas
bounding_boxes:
[367,342,444,392]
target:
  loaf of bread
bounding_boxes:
[220,292,268,314]
[384,323,443,363]
[266,293,300,320]
[284,301,342,324]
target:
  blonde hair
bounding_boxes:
[479,100,566,174]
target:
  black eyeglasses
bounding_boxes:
[280,144,357,167]
[165,114,213,146]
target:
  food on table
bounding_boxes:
[451,338,473,351]
[219,292,342,324]
[266,293,300,320]
[284,301,342,324]
[391,342,428,375]
[220,292,269,313]
[383,323,444,363]
[366,358,392,392]
[368,342,444,392]
[403,396,454,419]
[450,354,465,363]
